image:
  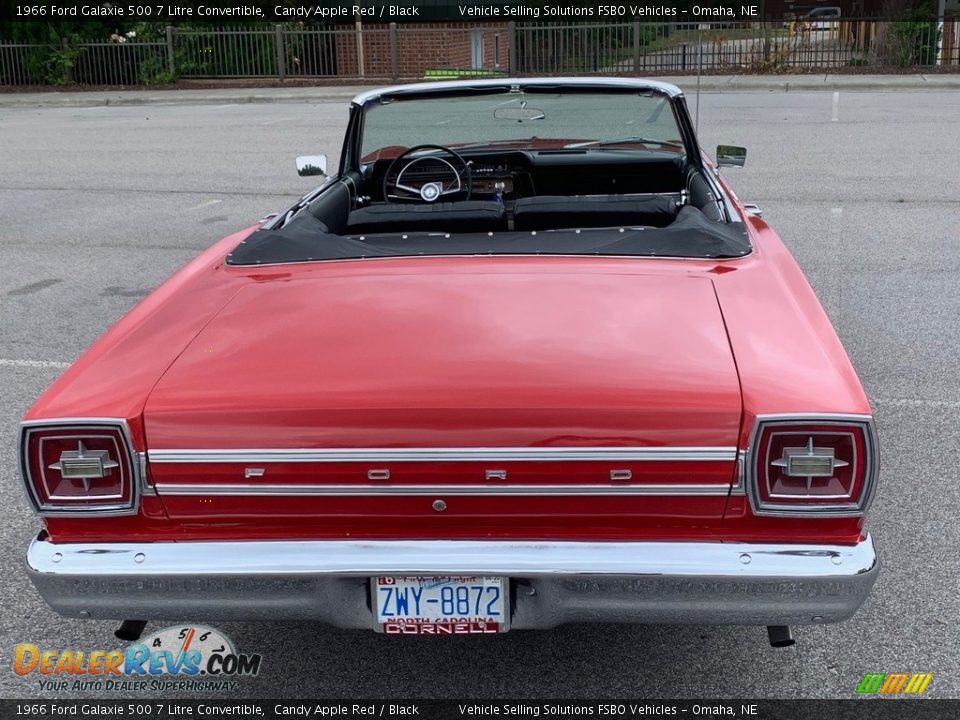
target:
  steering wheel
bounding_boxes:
[383,144,472,203]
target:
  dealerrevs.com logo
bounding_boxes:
[14,625,262,692]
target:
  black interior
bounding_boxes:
[346,201,505,235]
[228,148,750,265]
[513,195,679,231]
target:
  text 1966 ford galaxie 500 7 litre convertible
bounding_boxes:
[20,78,878,646]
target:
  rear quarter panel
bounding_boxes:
[712,173,872,544]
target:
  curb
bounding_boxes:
[0,88,368,108]
[716,74,960,91]
[2,75,959,107]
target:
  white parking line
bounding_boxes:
[0,358,70,369]
[832,91,840,122]
[187,199,222,211]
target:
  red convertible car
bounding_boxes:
[21,79,878,646]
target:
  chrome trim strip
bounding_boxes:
[26,533,877,579]
[744,413,878,518]
[147,446,738,464]
[731,449,746,495]
[138,452,155,496]
[21,417,139,428]
[351,77,685,107]
[155,482,732,497]
[19,418,141,517]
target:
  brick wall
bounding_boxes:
[335,23,510,79]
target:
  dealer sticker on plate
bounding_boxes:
[374,576,507,634]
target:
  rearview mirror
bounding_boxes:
[716,145,747,168]
[296,155,328,177]
[494,107,545,122]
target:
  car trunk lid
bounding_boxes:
[144,265,742,533]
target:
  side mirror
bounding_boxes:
[296,155,328,177]
[716,145,747,168]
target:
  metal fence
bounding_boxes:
[176,27,281,77]
[282,27,344,77]
[0,44,39,85]
[514,19,955,74]
[1,19,957,87]
[72,41,169,85]
[0,39,170,85]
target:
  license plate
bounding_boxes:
[373,576,507,634]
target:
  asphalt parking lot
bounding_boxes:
[1,88,958,700]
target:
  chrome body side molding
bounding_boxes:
[147,446,738,464]
[154,482,732,497]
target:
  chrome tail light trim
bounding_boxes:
[745,413,878,518]
[19,417,142,517]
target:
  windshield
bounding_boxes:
[360,90,685,159]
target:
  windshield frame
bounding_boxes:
[340,78,701,176]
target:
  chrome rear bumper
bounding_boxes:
[25,534,878,629]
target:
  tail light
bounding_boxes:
[746,414,878,516]
[19,419,139,515]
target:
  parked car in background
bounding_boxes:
[20,78,878,646]
[805,6,842,31]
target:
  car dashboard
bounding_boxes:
[361,149,688,205]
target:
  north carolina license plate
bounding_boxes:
[374,576,507,634]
